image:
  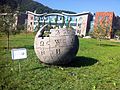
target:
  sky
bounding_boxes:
[34,0,120,16]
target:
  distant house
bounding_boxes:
[94,12,116,38]
[26,11,93,37]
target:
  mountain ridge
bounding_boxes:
[0,0,76,14]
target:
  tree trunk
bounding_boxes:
[7,31,9,50]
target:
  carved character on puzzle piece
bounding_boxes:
[46,41,50,45]
[56,49,60,54]
[40,41,44,46]
[41,50,45,55]
[55,39,60,47]
[55,30,60,35]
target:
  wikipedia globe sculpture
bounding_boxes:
[34,25,79,65]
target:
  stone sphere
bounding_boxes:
[34,28,79,65]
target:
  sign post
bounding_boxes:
[11,48,27,72]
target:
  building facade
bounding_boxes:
[26,11,93,37]
[17,13,27,26]
[94,12,115,38]
[114,16,120,30]
[74,12,93,36]
[26,11,35,32]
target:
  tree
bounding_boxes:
[92,17,113,46]
[93,18,112,40]
[114,30,120,40]
[0,5,16,50]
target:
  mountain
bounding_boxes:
[0,0,18,12]
[0,0,76,14]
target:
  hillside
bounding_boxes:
[0,0,76,14]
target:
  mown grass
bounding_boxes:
[0,33,120,90]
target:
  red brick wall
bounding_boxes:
[94,12,115,38]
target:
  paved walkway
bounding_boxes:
[110,39,120,42]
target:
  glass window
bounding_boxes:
[106,27,109,34]
[31,17,33,20]
[34,16,36,20]
[59,17,62,20]
[98,16,102,22]
[79,17,82,21]
[79,17,82,22]
[78,23,82,28]
[79,17,83,23]
[105,16,109,21]
[71,23,76,26]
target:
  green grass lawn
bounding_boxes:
[0,33,120,90]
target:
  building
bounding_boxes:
[94,12,116,38]
[62,12,93,36]
[89,13,95,32]
[26,11,35,32]
[26,11,93,37]
[114,16,120,30]
[17,13,27,26]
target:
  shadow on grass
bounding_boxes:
[97,44,119,47]
[1,45,34,49]
[25,45,34,49]
[62,56,98,67]
[26,56,98,71]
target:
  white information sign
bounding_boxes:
[11,48,27,60]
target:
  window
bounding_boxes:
[106,24,110,33]
[41,17,43,21]
[78,23,82,28]
[79,17,82,21]
[98,16,102,22]
[71,23,76,26]
[45,17,48,21]
[105,16,109,21]
[34,16,37,21]
[31,17,33,20]
[59,17,60,21]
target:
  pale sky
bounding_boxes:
[34,0,120,16]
